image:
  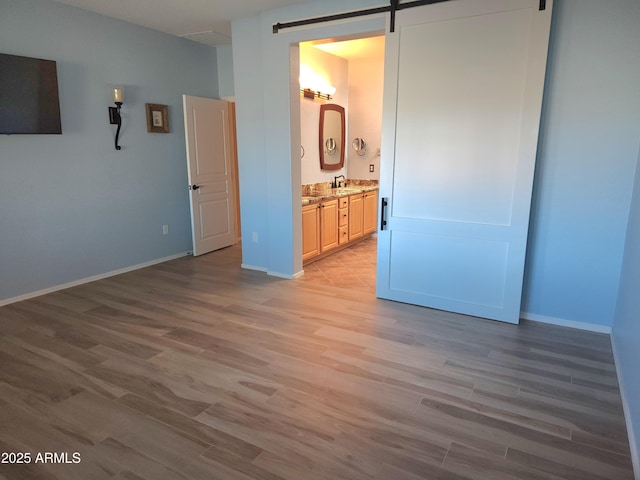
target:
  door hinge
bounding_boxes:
[539,0,546,11]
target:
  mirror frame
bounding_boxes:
[319,103,345,171]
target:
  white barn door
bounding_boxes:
[376,0,553,323]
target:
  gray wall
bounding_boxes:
[216,44,235,99]
[613,144,640,475]
[522,0,640,327]
[0,0,218,302]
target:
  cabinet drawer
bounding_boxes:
[339,209,349,227]
[339,197,349,209]
[339,225,349,245]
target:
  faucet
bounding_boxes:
[332,175,346,188]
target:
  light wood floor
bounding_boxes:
[0,243,634,479]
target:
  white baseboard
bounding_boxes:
[240,264,303,280]
[241,263,268,273]
[611,335,640,480]
[520,312,612,334]
[0,252,190,307]
[267,270,298,280]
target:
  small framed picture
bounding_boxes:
[145,103,169,133]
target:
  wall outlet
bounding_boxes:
[162,224,169,235]
[376,147,381,157]
[252,232,258,243]
[369,164,375,173]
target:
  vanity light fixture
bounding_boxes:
[108,87,124,150]
[300,87,334,101]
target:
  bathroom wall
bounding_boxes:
[299,44,349,185]
[347,54,384,181]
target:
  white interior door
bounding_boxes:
[377,0,553,323]
[183,95,236,256]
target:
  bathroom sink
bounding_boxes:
[302,193,326,198]
[334,187,362,195]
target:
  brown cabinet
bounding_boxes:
[363,190,378,235]
[303,198,340,258]
[302,189,377,263]
[339,197,349,245]
[302,203,320,261]
[319,199,339,252]
[339,225,349,245]
[349,193,364,241]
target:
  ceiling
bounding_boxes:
[312,36,385,61]
[49,0,318,46]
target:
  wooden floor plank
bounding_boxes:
[0,241,634,479]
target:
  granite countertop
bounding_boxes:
[301,185,378,206]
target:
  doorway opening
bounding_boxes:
[183,96,241,258]
[296,34,385,293]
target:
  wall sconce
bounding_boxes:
[108,87,124,150]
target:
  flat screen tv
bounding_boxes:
[0,53,62,134]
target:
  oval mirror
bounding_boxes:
[319,104,345,170]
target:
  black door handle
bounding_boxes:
[191,184,201,190]
[381,197,388,231]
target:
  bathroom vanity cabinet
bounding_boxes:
[349,194,364,241]
[302,203,321,261]
[320,199,339,253]
[339,197,349,245]
[302,198,340,261]
[363,190,378,235]
[302,188,378,264]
